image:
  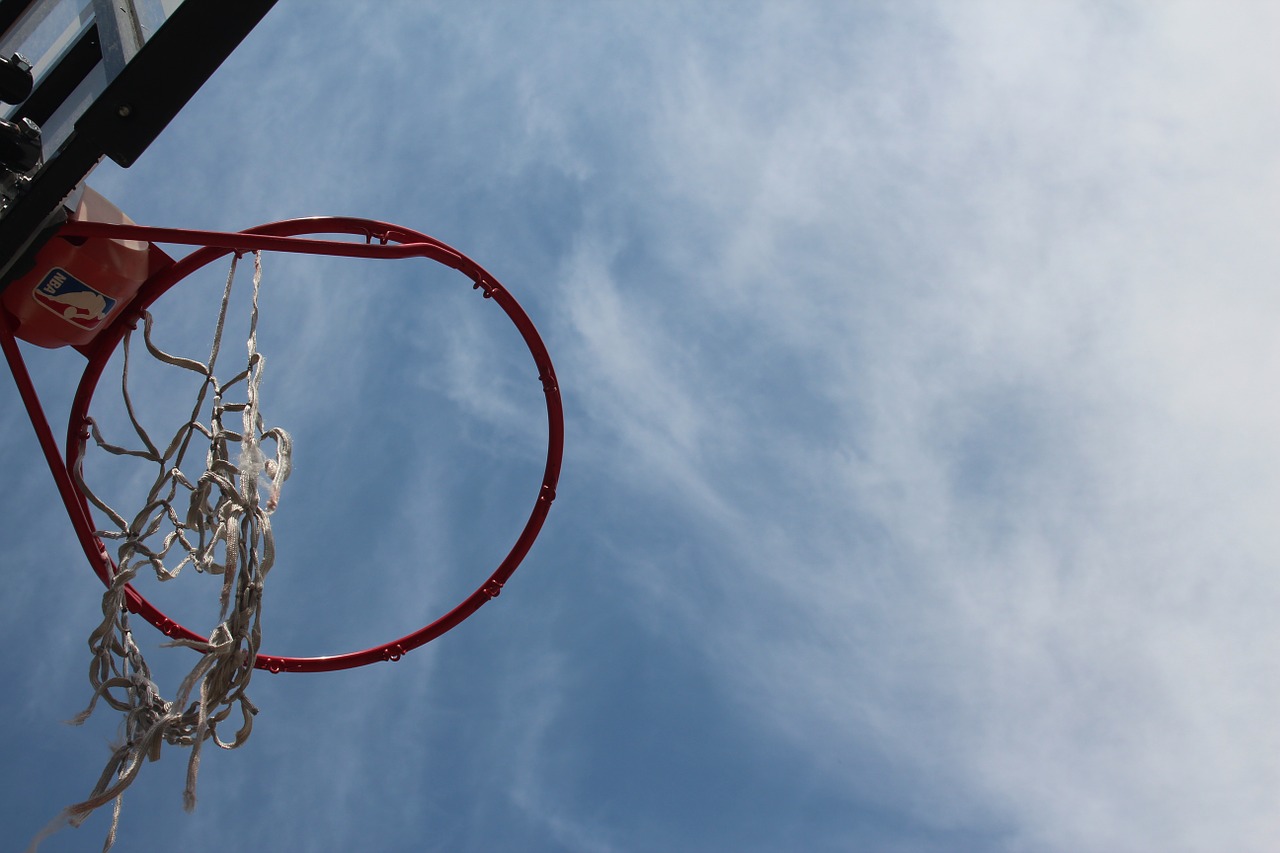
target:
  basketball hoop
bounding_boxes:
[10,216,563,672]
[3,214,563,848]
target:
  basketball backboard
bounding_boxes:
[0,0,275,284]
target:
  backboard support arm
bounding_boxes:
[93,0,145,77]
[0,0,278,286]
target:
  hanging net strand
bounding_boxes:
[31,251,291,852]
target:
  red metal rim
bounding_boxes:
[63,217,564,673]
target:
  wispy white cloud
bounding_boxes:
[538,2,1280,850]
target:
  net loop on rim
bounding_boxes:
[34,250,291,850]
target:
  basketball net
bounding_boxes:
[32,251,291,851]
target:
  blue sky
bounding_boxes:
[3,1,1280,851]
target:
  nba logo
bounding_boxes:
[31,267,117,330]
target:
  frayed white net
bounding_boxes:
[31,251,291,852]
